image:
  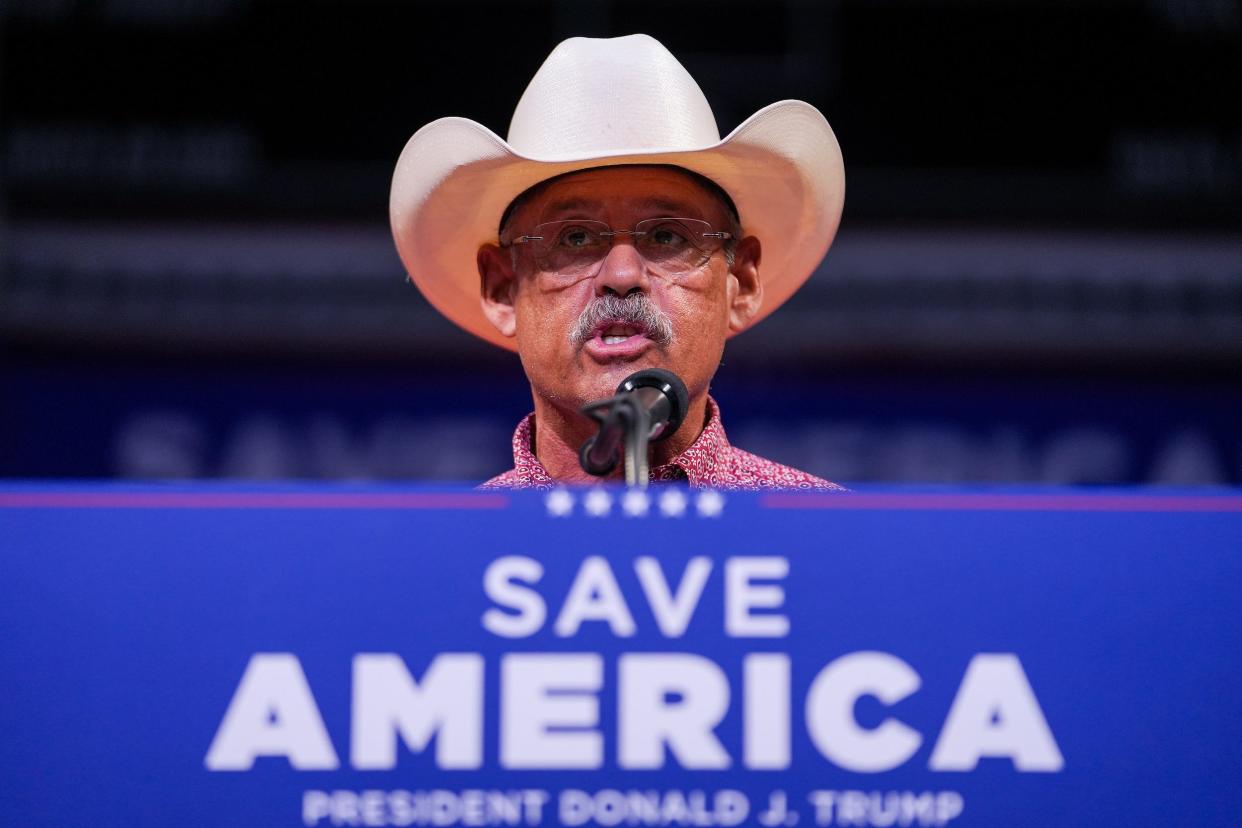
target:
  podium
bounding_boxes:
[3,485,1240,827]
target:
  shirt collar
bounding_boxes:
[651,396,730,484]
[508,414,555,487]
[510,395,732,486]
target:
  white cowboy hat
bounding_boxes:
[390,33,845,351]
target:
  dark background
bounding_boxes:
[2,0,1240,484]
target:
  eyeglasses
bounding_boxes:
[502,218,732,278]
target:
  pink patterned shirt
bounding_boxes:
[481,397,844,490]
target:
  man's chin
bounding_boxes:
[576,354,667,402]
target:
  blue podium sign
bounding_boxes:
[2,485,1241,828]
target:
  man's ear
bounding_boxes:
[727,235,763,333]
[478,243,518,338]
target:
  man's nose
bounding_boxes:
[594,237,651,296]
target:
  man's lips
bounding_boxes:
[583,323,654,360]
[597,322,643,343]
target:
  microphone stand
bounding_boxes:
[579,368,687,489]
[580,394,651,487]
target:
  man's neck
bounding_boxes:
[530,392,710,484]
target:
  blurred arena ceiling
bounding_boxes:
[1,0,1239,369]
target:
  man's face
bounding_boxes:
[486,166,759,415]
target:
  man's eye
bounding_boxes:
[647,225,688,247]
[558,227,596,248]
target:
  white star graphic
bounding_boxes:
[696,490,725,517]
[621,489,650,517]
[658,489,688,517]
[583,488,613,517]
[545,488,574,517]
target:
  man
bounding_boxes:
[390,34,846,489]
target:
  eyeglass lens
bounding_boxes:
[521,218,724,277]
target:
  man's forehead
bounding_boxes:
[509,165,734,226]
[540,194,700,217]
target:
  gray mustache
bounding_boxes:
[569,293,674,347]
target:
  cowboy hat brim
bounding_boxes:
[390,99,845,351]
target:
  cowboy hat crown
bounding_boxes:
[507,34,721,158]
[390,33,845,350]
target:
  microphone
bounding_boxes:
[579,368,690,486]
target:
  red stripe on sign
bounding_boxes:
[0,492,509,510]
[760,493,1242,513]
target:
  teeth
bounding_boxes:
[602,335,629,344]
